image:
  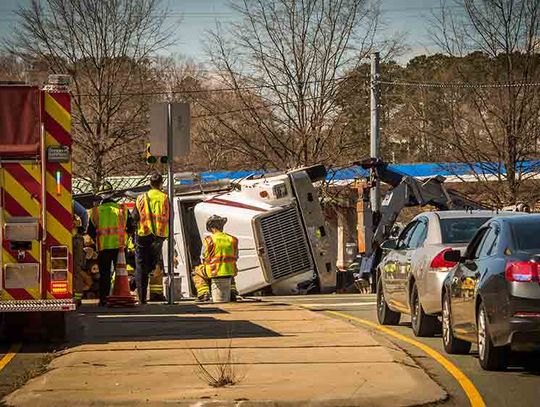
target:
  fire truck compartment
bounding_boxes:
[0,86,41,156]
[4,217,40,241]
[4,263,39,289]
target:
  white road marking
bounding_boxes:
[300,302,376,308]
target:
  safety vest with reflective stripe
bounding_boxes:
[90,202,127,251]
[136,189,169,237]
[203,232,238,278]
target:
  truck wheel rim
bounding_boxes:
[478,308,486,360]
[442,298,450,345]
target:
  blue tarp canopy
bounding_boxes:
[193,161,540,184]
[73,161,540,194]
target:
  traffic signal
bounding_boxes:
[145,143,168,165]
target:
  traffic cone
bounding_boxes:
[107,248,137,307]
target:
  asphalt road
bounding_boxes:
[270,294,540,407]
[0,295,538,406]
[0,343,54,402]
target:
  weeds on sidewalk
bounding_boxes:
[190,339,244,388]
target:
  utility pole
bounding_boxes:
[166,102,175,305]
[367,51,381,294]
[370,52,381,220]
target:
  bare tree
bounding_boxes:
[0,53,27,82]
[4,0,174,190]
[204,0,381,170]
[429,0,540,206]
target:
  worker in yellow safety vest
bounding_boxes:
[88,181,132,306]
[133,172,169,304]
[197,215,239,302]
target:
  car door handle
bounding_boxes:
[474,272,481,279]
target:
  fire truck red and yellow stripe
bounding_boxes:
[0,91,73,301]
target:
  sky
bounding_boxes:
[0,0,444,64]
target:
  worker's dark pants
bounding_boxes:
[98,248,119,304]
[135,234,164,303]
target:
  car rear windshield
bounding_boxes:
[440,217,490,244]
[511,222,540,251]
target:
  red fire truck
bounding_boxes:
[0,76,75,341]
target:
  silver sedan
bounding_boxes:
[376,210,506,337]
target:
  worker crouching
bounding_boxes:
[197,215,239,303]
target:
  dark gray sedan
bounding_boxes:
[441,214,540,370]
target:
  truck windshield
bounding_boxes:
[511,221,540,251]
[440,217,490,244]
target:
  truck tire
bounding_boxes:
[376,277,400,325]
[442,293,471,355]
[411,284,440,337]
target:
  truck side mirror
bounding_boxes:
[443,249,462,263]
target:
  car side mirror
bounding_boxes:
[443,249,462,263]
[381,239,397,250]
[389,225,402,239]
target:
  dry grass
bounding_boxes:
[190,340,244,388]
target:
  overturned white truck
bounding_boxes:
[167,165,337,297]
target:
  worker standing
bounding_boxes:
[72,215,85,307]
[133,172,169,304]
[88,182,130,306]
[201,215,239,301]
[72,200,89,306]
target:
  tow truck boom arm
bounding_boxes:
[359,158,489,249]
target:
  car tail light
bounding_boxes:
[505,261,540,282]
[430,248,457,270]
[513,312,540,318]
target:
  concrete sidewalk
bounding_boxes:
[4,301,446,407]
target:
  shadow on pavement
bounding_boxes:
[505,352,540,376]
[1,303,282,352]
[66,302,282,346]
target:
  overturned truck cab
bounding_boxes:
[170,165,337,297]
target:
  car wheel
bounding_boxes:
[477,304,508,371]
[411,283,440,337]
[442,292,471,354]
[377,276,400,325]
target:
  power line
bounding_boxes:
[379,79,540,89]
[192,96,336,119]
[72,73,369,98]
[191,76,371,119]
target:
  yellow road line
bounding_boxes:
[326,310,486,407]
[0,343,21,371]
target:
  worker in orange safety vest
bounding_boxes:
[88,181,132,306]
[133,172,169,304]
